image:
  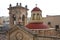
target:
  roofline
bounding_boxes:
[30,28,55,30]
[8,6,29,10]
[17,25,37,36]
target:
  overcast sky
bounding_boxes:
[0,0,60,17]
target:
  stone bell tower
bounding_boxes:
[8,3,28,27]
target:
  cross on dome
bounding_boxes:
[31,4,42,12]
[36,4,37,7]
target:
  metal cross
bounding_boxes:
[36,4,37,7]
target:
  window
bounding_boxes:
[55,25,59,29]
[37,13,40,20]
[22,15,25,25]
[13,14,16,21]
[55,25,59,31]
[32,14,35,20]
[40,14,42,17]
[22,15,25,21]
[48,22,51,25]
[12,14,16,24]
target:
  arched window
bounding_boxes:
[12,14,16,24]
[37,13,40,20]
[40,14,42,17]
[13,14,16,21]
[32,14,35,20]
[22,15,25,25]
[22,15,25,21]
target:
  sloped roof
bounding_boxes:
[31,7,42,12]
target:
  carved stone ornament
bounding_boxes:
[15,32,23,40]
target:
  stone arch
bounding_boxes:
[22,15,25,21]
[12,14,16,24]
[22,15,25,25]
[12,14,16,21]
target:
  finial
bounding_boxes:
[36,4,37,7]
[25,5,27,9]
[16,3,18,6]
[9,4,12,7]
[20,3,21,6]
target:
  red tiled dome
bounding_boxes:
[31,7,41,12]
[26,22,48,29]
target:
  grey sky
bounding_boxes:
[0,0,60,17]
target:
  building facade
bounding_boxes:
[0,3,60,40]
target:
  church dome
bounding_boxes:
[26,22,48,29]
[31,7,42,12]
